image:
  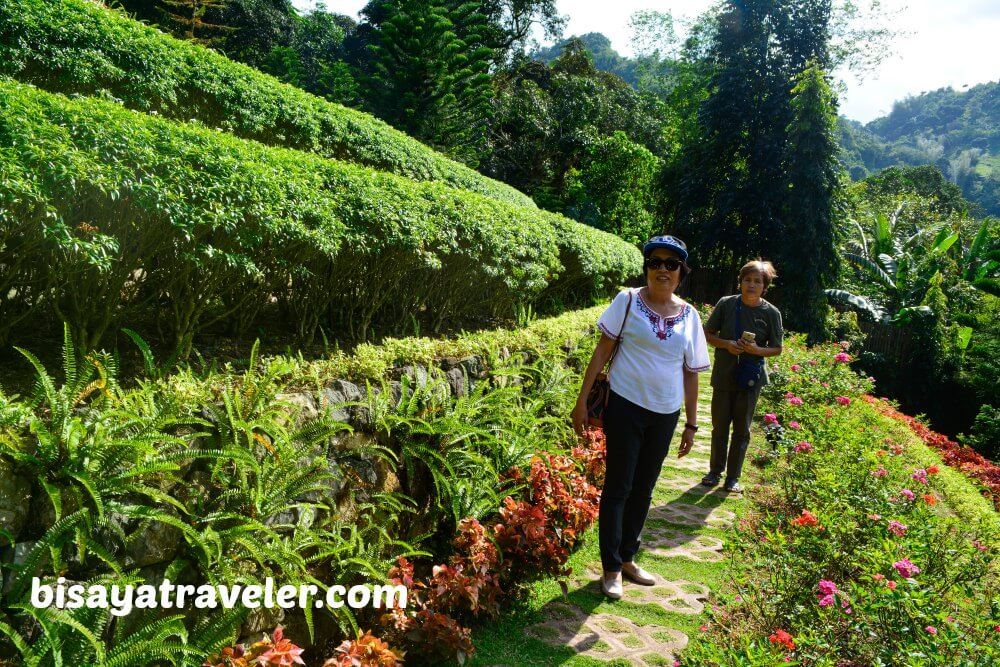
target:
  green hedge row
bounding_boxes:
[0,81,640,352]
[0,0,534,209]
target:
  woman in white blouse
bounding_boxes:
[572,235,710,600]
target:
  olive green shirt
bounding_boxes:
[704,295,784,390]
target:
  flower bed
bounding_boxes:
[862,395,1000,510]
[679,339,1000,665]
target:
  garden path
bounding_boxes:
[472,372,755,666]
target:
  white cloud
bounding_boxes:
[292,0,1000,123]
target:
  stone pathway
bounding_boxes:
[473,374,752,665]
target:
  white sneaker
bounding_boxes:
[601,572,623,599]
[621,562,656,586]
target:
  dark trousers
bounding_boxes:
[599,391,679,573]
[709,385,762,483]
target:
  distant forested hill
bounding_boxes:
[534,35,998,216]
[839,81,1000,216]
[532,33,638,86]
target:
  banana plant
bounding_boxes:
[827,205,960,323]
[960,217,1000,297]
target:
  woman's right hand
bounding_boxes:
[571,399,589,436]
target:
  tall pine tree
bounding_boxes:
[363,0,493,166]
[782,62,841,340]
[672,0,838,334]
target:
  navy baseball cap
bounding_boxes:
[642,235,688,261]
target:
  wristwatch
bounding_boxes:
[683,423,699,432]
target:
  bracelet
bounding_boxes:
[683,423,698,432]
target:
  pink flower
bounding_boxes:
[821,382,830,388]
[893,558,921,578]
[871,466,888,478]
[791,364,801,371]
[900,488,915,501]
[911,468,928,485]
[764,413,779,425]
[818,594,835,607]
[834,352,851,363]
[925,626,937,635]
[887,520,908,537]
[886,580,897,590]
[789,421,801,430]
[835,396,851,406]
[808,359,818,366]
[699,624,708,632]
[873,573,885,581]
[818,579,838,596]
[946,616,955,623]
[839,340,850,350]
[973,539,988,552]
[674,661,681,667]
[787,396,804,406]
[794,441,813,453]
[734,595,743,602]
[867,513,882,521]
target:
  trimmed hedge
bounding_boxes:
[0,81,640,351]
[0,0,535,209]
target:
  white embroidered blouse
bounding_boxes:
[597,287,711,414]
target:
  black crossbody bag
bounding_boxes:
[732,298,764,390]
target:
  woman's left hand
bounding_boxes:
[678,427,695,458]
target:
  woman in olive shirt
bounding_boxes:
[701,260,783,493]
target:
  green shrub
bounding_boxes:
[0,0,534,209]
[0,81,639,351]
[961,404,1000,461]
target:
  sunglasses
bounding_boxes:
[645,258,683,271]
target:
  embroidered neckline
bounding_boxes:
[634,291,690,340]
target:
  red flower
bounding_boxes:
[768,629,796,650]
[927,465,940,474]
[922,493,938,506]
[791,510,819,527]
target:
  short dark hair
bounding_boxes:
[739,260,778,289]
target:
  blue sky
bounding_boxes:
[298,0,1000,124]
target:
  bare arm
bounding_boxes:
[677,367,698,457]
[571,334,617,435]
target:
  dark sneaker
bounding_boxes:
[724,480,742,493]
[701,473,721,487]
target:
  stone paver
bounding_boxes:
[527,601,688,665]
[570,564,710,615]
[647,501,736,529]
[661,454,711,473]
[642,525,725,562]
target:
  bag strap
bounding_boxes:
[605,290,633,372]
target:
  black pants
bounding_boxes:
[709,385,762,483]
[599,390,680,573]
